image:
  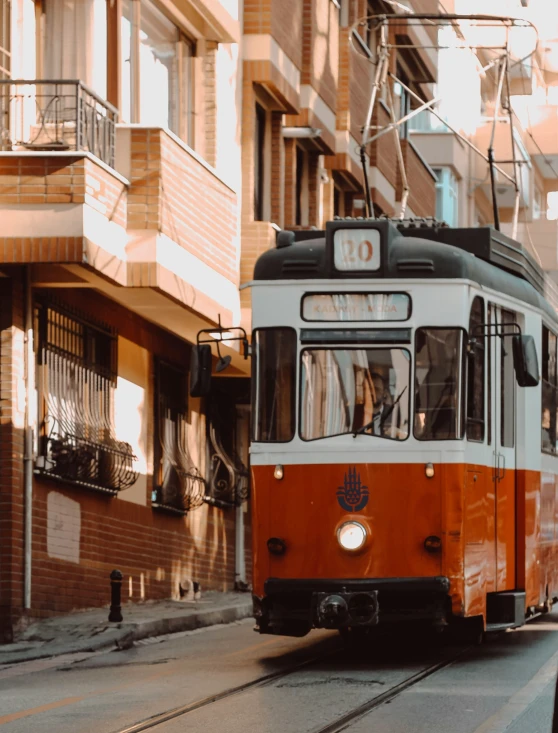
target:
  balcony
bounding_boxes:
[0,80,117,168]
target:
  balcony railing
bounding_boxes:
[0,79,118,168]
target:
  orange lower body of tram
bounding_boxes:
[251,461,558,636]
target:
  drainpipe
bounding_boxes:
[24,266,34,610]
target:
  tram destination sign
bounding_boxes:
[333,228,381,271]
[302,293,411,322]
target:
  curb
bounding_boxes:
[0,599,253,666]
[116,601,254,649]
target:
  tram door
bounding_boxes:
[490,304,517,591]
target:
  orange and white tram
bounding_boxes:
[246,218,558,639]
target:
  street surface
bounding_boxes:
[0,613,557,732]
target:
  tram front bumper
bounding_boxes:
[253,577,450,636]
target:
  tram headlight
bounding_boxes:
[337,521,367,551]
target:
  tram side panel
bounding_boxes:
[516,468,541,609]
[461,463,493,619]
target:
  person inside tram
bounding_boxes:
[542,406,552,452]
[358,371,395,436]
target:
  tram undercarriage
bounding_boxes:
[253,578,451,637]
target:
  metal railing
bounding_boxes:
[0,79,118,167]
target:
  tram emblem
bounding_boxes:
[337,467,369,512]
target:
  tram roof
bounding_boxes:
[253,219,558,323]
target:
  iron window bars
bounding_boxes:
[152,359,207,515]
[206,401,250,508]
[35,299,138,495]
[0,79,117,168]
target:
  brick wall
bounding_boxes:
[30,483,238,616]
[0,271,25,641]
[370,103,398,191]
[203,41,218,168]
[0,156,126,223]
[398,139,436,216]
[0,280,250,632]
[128,129,238,284]
[244,0,303,69]
[302,0,338,113]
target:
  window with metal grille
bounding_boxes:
[152,359,206,514]
[35,300,138,494]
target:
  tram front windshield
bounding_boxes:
[300,348,410,441]
[252,327,465,443]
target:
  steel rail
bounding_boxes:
[112,643,469,733]
[310,646,470,733]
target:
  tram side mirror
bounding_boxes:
[512,334,540,387]
[190,344,212,397]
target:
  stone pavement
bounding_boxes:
[0,591,253,666]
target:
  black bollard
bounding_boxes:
[108,569,123,622]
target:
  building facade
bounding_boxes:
[0,0,441,640]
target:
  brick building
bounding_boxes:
[0,0,439,641]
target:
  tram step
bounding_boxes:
[485,621,516,633]
[486,591,526,628]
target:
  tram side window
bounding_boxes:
[541,326,557,454]
[415,328,465,440]
[467,297,485,442]
[252,328,297,442]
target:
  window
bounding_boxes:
[296,145,306,226]
[35,300,138,494]
[121,0,194,142]
[153,359,206,513]
[252,328,296,442]
[487,303,492,445]
[366,1,377,56]
[533,186,543,221]
[334,186,342,217]
[394,66,411,140]
[542,325,557,454]
[415,328,465,440]
[0,0,10,80]
[433,167,459,227]
[500,309,515,448]
[300,348,410,441]
[254,102,266,221]
[467,297,485,442]
[42,0,107,97]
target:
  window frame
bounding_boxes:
[298,345,412,443]
[432,166,459,227]
[252,327,297,443]
[120,0,195,144]
[0,0,10,80]
[541,323,557,456]
[35,298,138,495]
[466,296,486,443]
[414,326,467,442]
[254,101,268,222]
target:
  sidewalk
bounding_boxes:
[0,591,253,666]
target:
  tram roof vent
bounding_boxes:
[281,259,320,275]
[392,217,449,231]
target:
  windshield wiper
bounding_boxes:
[352,386,408,438]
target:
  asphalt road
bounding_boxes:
[0,614,557,733]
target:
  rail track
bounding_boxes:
[112,642,469,733]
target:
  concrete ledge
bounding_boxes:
[0,594,253,666]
